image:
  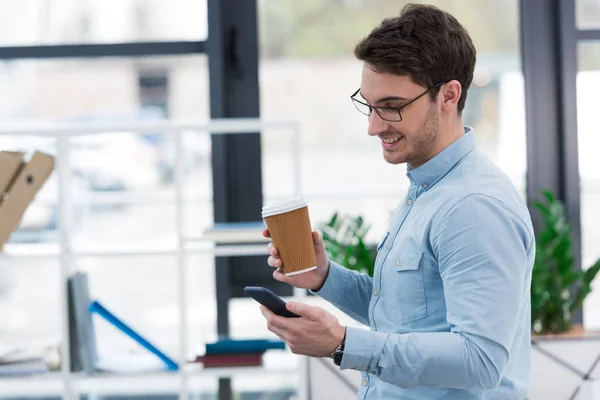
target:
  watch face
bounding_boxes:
[333,351,343,366]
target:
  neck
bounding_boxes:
[409,118,464,169]
[437,118,465,150]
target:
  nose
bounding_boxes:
[367,111,389,137]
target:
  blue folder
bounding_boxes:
[205,338,286,355]
[88,301,178,371]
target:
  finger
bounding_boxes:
[266,321,288,341]
[313,231,325,250]
[260,305,289,330]
[263,228,271,238]
[260,304,274,318]
[312,231,320,242]
[267,242,279,257]
[261,308,290,341]
[273,268,292,284]
[286,301,326,321]
[267,256,283,268]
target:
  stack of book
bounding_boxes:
[0,344,60,376]
[194,338,286,368]
[201,221,268,244]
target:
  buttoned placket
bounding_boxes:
[369,181,419,330]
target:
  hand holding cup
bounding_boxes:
[262,198,330,291]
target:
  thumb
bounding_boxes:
[286,301,324,321]
[313,231,325,250]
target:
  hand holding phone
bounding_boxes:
[244,286,300,318]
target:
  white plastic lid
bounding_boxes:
[262,197,307,218]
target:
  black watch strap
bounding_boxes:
[332,328,346,367]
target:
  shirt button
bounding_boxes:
[374,288,380,296]
[385,242,392,249]
[422,183,428,189]
[395,259,400,266]
[362,379,368,386]
[407,198,413,205]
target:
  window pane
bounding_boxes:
[0,0,207,46]
[577,0,600,29]
[259,0,525,242]
[579,41,600,71]
[0,55,208,121]
[578,42,600,330]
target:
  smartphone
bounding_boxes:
[244,286,300,318]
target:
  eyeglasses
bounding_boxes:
[350,81,446,122]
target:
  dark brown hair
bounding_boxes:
[354,3,476,113]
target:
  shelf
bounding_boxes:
[0,372,63,396]
[2,242,61,258]
[63,361,298,395]
[187,364,298,393]
[1,241,268,259]
[0,364,299,396]
[74,370,180,395]
[186,362,296,380]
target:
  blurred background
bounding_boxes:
[0,0,599,399]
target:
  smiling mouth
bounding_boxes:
[380,136,404,144]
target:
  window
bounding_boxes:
[259,0,525,244]
[0,0,207,46]
[577,0,600,29]
[578,41,600,329]
[0,55,208,121]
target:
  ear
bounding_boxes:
[440,80,462,114]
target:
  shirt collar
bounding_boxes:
[406,126,476,190]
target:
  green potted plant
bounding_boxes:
[320,212,376,278]
[531,190,600,335]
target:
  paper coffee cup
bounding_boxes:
[262,197,317,276]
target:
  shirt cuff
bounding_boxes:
[340,326,389,372]
[309,260,348,303]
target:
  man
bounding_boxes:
[260,3,534,399]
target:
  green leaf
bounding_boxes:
[531,189,596,333]
[321,212,376,278]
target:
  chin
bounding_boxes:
[383,151,407,165]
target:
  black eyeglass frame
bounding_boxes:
[350,81,446,122]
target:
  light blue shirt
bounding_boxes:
[316,127,534,399]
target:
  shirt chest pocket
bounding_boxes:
[382,247,427,325]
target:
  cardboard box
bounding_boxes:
[0,151,55,249]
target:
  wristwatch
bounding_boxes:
[331,328,346,367]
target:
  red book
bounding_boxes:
[195,353,263,368]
